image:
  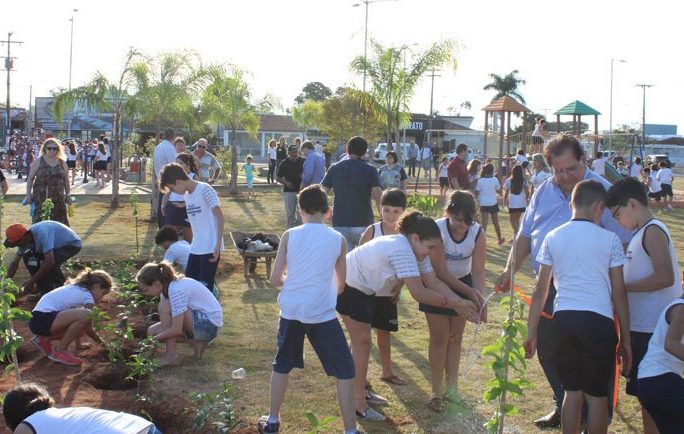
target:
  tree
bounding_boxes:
[483,70,526,103]
[319,87,384,145]
[201,65,261,194]
[350,39,458,160]
[51,48,141,208]
[291,99,324,139]
[294,81,332,105]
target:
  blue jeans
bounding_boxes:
[148,425,163,434]
[334,227,365,252]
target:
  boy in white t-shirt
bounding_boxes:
[475,163,505,246]
[656,161,674,211]
[258,185,361,434]
[155,226,191,272]
[524,180,632,434]
[606,177,681,434]
[160,163,225,292]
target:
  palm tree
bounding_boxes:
[201,65,262,194]
[350,39,458,161]
[483,70,526,103]
[51,48,141,208]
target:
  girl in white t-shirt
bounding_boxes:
[337,211,480,420]
[437,157,449,197]
[94,142,108,187]
[421,191,486,411]
[503,165,530,240]
[28,269,113,367]
[475,163,505,246]
[66,141,78,186]
[642,167,663,210]
[136,261,223,367]
[2,382,160,434]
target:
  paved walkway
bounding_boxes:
[5,174,151,197]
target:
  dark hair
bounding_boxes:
[467,158,481,176]
[301,140,314,151]
[481,163,494,177]
[606,176,649,208]
[176,152,200,176]
[164,127,175,140]
[298,185,329,215]
[545,134,584,166]
[98,142,106,154]
[596,151,603,158]
[159,163,190,191]
[155,226,180,245]
[517,148,525,156]
[509,165,524,195]
[347,136,368,157]
[381,188,407,208]
[658,160,668,168]
[136,262,181,298]
[2,383,55,430]
[571,180,606,210]
[446,190,478,226]
[385,151,398,163]
[643,167,651,174]
[68,141,77,155]
[650,163,659,171]
[397,210,440,240]
[103,137,109,145]
[634,156,642,164]
[456,143,468,154]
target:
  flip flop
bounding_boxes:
[380,375,406,386]
[427,395,445,413]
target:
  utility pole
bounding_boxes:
[426,68,441,196]
[609,59,626,148]
[1,32,23,142]
[635,83,654,149]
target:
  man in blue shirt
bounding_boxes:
[321,136,382,251]
[300,140,326,188]
[5,221,82,297]
[496,134,631,428]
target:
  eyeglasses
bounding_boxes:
[197,145,207,149]
[611,205,623,219]
[46,147,58,151]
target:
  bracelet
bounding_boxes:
[441,296,448,307]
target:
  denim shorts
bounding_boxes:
[191,310,219,342]
[333,227,366,252]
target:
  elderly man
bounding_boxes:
[300,140,326,187]
[406,140,419,177]
[193,138,222,183]
[321,136,382,251]
[496,134,631,429]
[277,144,305,228]
[153,128,178,226]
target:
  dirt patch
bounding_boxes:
[137,397,195,433]
[83,363,137,390]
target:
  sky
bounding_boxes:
[2,0,682,132]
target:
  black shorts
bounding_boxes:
[508,207,526,214]
[272,317,355,379]
[371,297,398,332]
[66,160,76,168]
[107,156,112,163]
[186,253,219,292]
[554,310,617,397]
[28,311,59,337]
[419,274,472,316]
[94,160,107,171]
[480,204,499,214]
[164,202,190,227]
[648,191,662,201]
[660,183,673,198]
[532,136,543,145]
[439,177,449,188]
[336,284,375,324]
[626,331,653,396]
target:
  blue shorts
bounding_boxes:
[186,253,219,292]
[246,177,254,189]
[28,311,59,336]
[190,310,219,342]
[164,202,190,227]
[638,373,684,433]
[419,274,472,316]
[273,317,354,380]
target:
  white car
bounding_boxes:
[373,143,411,163]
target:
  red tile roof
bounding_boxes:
[259,115,302,132]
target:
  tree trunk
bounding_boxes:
[110,111,120,209]
[229,126,238,194]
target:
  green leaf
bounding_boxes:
[503,404,519,416]
[305,412,318,427]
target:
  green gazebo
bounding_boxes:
[554,100,601,154]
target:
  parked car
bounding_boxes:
[373,143,411,163]
[645,154,673,166]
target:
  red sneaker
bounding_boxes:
[48,350,83,366]
[31,335,52,357]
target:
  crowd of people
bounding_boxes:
[2,132,683,434]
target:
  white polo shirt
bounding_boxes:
[184,182,224,255]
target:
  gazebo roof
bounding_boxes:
[482,95,531,113]
[554,100,601,116]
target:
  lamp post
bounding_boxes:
[352,0,397,94]
[68,9,78,91]
[609,58,626,148]
[635,83,654,148]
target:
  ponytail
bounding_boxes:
[136,261,181,298]
[68,267,114,294]
[396,210,440,240]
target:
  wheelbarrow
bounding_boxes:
[229,231,280,278]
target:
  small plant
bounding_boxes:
[129,192,140,254]
[126,337,159,383]
[189,384,237,433]
[407,192,440,217]
[41,198,55,221]
[91,307,133,364]
[305,412,338,434]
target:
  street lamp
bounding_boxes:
[636,83,654,148]
[608,58,626,148]
[67,8,78,137]
[352,0,397,94]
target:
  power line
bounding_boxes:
[1,32,24,139]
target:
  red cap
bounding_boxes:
[5,224,28,244]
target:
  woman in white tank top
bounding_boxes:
[420,191,487,411]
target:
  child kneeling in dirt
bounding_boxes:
[136,261,223,367]
[28,268,113,366]
[2,382,162,434]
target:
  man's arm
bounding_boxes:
[495,235,531,289]
[22,250,56,291]
[524,264,552,358]
[371,186,382,216]
[210,156,222,183]
[301,157,314,187]
[6,253,21,279]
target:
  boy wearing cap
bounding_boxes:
[277,145,305,228]
[5,221,82,297]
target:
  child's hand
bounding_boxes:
[494,272,511,293]
[523,335,537,358]
[454,299,479,323]
[209,246,220,263]
[619,342,632,377]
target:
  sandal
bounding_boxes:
[427,395,445,413]
[380,374,406,386]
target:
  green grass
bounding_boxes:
[4,190,682,433]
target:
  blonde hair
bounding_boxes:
[67,268,114,294]
[136,262,181,298]
[40,138,66,160]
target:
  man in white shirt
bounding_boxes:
[591,151,608,176]
[419,143,432,176]
[153,128,178,227]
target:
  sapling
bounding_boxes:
[40,198,54,221]
[129,191,140,254]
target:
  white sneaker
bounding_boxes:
[356,407,385,421]
[365,391,389,406]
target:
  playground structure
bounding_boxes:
[482,96,531,160]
